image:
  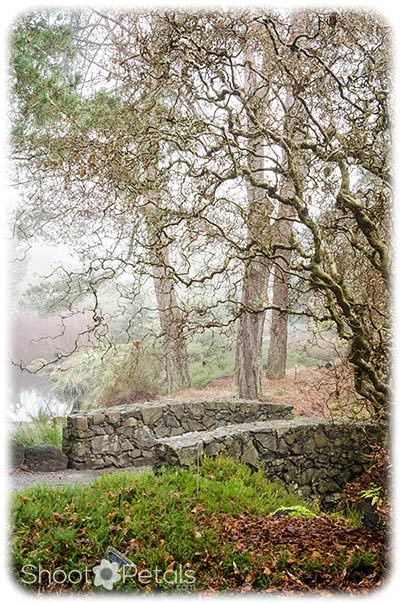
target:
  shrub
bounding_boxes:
[49,345,164,409]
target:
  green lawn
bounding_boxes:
[10,456,387,593]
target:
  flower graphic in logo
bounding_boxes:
[93,559,121,590]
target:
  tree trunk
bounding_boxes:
[235,50,272,400]
[137,43,190,395]
[152,251,191,393]
[235,251,270,399]
[266,17,307,380]
[266,205,293,379]
[146,202,190,394]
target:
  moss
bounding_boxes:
[270,505,318,518]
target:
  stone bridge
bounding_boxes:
[62,397,383,504]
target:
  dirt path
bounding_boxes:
[171,363,359,419]
[10,465,152,492]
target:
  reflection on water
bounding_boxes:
[8,365,71,422]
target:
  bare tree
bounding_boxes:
[157,10,391,416]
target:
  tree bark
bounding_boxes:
[235,247,270,399]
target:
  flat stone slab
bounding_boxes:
[155,418,328,454]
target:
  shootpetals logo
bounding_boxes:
[20,555,196,591]
[92,559,121,590]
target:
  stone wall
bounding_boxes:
[62,398,293,469]
[153,418,384,504]
[62,398,384,505]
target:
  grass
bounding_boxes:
[11,456,315,592]
[10,455,385,594]
[12,410,63,448]
[270,505,317,518]
[187,335,236,389]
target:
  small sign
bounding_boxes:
[106,546,134,569]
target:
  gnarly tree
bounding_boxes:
[10,9,391,417]
[153,10,391,416]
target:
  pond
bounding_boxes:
[8,365,71,422]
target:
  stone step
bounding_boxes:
[154,418,314,468]
[153,418,384,504]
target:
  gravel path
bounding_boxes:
[9,465,152,491]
